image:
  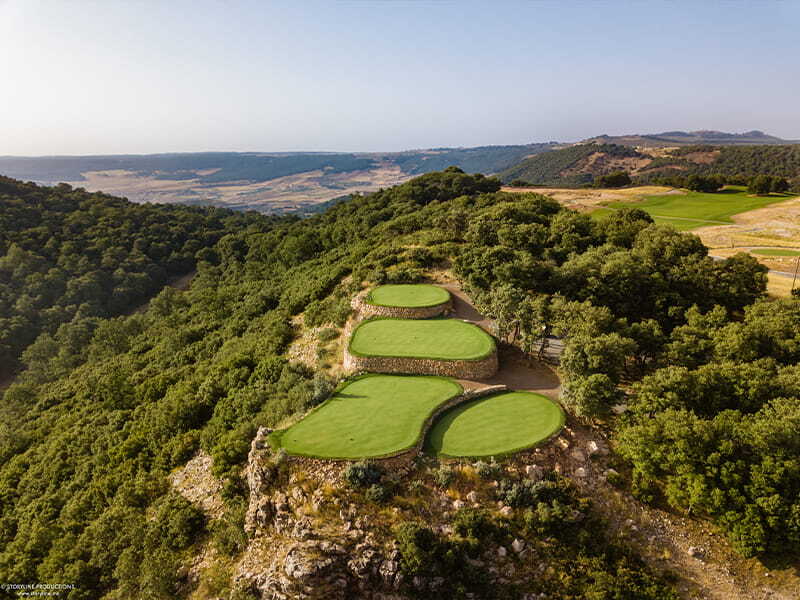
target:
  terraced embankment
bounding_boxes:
[353,283,452,319]
[278,282,563,461]
[345,317,499,380]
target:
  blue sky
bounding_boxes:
[2,0,799,155]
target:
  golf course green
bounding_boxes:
[275,374,462,458]
[366,283,450,307]
[751,248,800,257]
[426,391,564,457]
[592,186,793,231]
[349,318,495,361]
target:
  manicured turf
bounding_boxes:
[426,391,564,457]
[275,374,462,458]
[366,284,450,308]
[593,186,794,231]
[349,318,495,360]
[751,248,800,257]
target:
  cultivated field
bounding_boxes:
[426,391,564,458]
[274,374,462,458]
[66,163,412,213]
[366,283,450,308]
[349,318,496,361]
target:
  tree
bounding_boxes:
[686,174,723,193]
[595,171,631,188]
[561,373,620,418]
[771,177,789,193]
[748,174,773,195]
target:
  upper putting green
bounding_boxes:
[426,391,564,457]
[349,318,495,361]
[366,284,450,308]
[275,374,462,459]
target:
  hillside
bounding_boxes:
[0,144,555,214]
[0,176,268,379]
[500,143,800,188]
[1,169,798,599]
[498,144,649,186]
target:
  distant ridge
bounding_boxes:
[583,129,797,147]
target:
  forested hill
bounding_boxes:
[0,176,272,379]
[499,143,800,188]
[0,168,796,598]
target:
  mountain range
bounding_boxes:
[0,130,797,212]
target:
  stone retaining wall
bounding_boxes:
[351,292,452,320]
[343,347,499,380]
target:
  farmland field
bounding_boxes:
[366,284,450,307]
[274,374,462,458]
[592,186,793,231]
[426,391,564,457]
[349,318,495,361]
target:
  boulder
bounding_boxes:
[511,538,525,553]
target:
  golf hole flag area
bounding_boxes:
[273,374,462,459]
[348,318,495,361]
[426,391,565,458]
[365,283,451,308]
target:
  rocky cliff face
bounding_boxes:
[226,425,614,600]
[235,428,407,600]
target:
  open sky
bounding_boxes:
[2,0,799,155]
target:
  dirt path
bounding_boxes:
[440,282,561,399]
[127,269,196,315]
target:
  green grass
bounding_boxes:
[366,283,450,307]
[593,186,794,231]
[349,318,496,361]
[426,391,564,458]
[274,374,462,458]
[751,248,800,257]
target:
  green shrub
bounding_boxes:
[318,327,339,342]
[433,465,456,488]
[473,459,502,480]
[452,508,495,540]
[342,460,383,488]
[394,522,440,575]
[365,484,392,503]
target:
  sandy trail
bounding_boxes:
[440,282,561,399]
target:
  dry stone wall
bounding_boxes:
[343,347,499,380]
[351,292,452,319]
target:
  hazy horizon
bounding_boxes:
[3,0,800,156]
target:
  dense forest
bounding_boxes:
[0,169,795,598]
[0,177,269,378]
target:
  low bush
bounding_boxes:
[342,460,383,488]
[433,465,456,488]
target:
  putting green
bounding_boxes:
[751,248,800,257]
[349,318,495,361]
[426,391,564,457]
[366,284,450,308]
[275,374,462,458]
